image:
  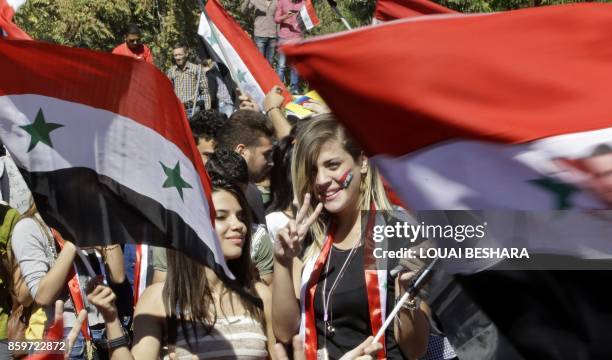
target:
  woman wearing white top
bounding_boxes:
[88,176,276,360]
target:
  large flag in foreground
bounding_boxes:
[0,0,30,39]
[283,4,612,358]
[199,0,290,107]
[0,39,232,279]
[374,0,455,22]
[283,3,612,211]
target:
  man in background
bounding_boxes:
[190,109,228,165]
[167,43,211,117]
[112,23,153,64]
[242,0,278,65]
[216,110,274,225]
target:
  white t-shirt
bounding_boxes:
[265,211,290,243]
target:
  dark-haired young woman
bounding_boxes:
[88,178,276,360]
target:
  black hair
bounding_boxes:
[216,110,274,150]
[190,109,228,144]
[592,144,612,156]
[173,42,188,51]
[267,134,295,213]
[164,174,261,351]
[125,24,141,36]
[205,149,249,186]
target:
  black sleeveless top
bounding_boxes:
[313,244,404,360]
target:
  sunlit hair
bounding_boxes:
[163,176,263,348]
[291,115,392,260]
[20,200,37,220]
[9,201,45,303]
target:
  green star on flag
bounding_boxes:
[160,161,192,200]
[19,108,64,152]
[530,177,579,210]
[206,33,218,46]
[236,69,247,84]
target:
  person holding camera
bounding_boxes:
[166,43,212,119]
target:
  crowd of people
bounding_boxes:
[0,17,463,360]
[241,0,305,94]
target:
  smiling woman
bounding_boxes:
[86,176,277,360]
[212,180,249,260]
[272,115,431,360]
[291,114,392,258]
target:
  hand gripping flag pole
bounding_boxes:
[373,258,440,343]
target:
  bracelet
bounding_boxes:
[102,326,131,350]
[102,245,120,257]
[396,295,420,312]
[265,106,281,116]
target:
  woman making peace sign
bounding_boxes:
[272,115,430,360]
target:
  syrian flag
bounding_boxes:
[0,0,30,39]
[199,0,290,108]
[0,39,233,280]
[196,33,238,107]
[374,0,456,22]
[297,0,320,31]
[282,1,612,271]
[283,4,612,358]
[283,3,612,212]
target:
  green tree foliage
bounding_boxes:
[13,0,603,70]
[14,0,201,68]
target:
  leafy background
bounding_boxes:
[14,0,593,70]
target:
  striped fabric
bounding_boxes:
[0,38,232,280]
[163,315,268,360]
[296,0,319,31]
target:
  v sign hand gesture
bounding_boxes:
[274,193,323,265]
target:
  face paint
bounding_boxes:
[338,169,353,189]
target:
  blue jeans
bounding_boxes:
[64,327,106,360]
[254,36,277,65]
[276,51,300,94]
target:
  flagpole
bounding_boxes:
[373,258,440,343]
[325,0,352,30]
[195,0,244,94]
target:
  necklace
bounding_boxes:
[321,235,361,339]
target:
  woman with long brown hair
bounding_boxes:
[272,115,430,359]
[87,176,276,360]
[10,201,125,359]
